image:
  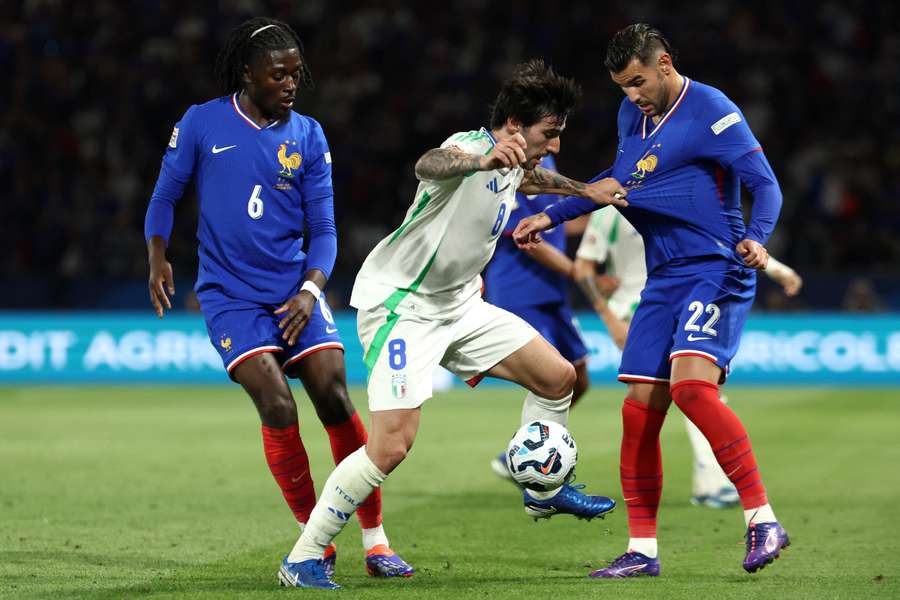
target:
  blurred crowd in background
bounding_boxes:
[1,0,898,310]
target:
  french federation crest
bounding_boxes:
[219,335,232,353]
[391,374,407,399]
[277,141,302,177]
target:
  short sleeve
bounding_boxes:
[162,105,200,181]
[439,130,493,156]
[298,118,334,200]
[693,97,761,168]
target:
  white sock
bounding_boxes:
[744,503,776,526]
[288,446,386,562]
[524,486,562,500]
[628,537,658,558]
[521,391,572,427]
[361,525,389,551]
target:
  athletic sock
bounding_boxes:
[324,412,383,529]
[744,503,777,525]
[361,525,389,551]
[628,537,658,558]
[261,423,316,524]
[521,391,572,427]
[288,446,386,562]
[620,398,667,538]
[685,399,735,496]
[671,380,769,510]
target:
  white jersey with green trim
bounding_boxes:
[576,206,647,320]
[351,128,525,319]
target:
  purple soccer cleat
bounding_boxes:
[365,544,415,577]
[743,521,790,573]
[589,551,660,578]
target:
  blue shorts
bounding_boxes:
[198,289,343,378]
[508,303,588,363]
[618,266,756,384]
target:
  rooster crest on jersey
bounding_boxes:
[219,335,232,353]
[506,420,578,491]
[277,141,301,177]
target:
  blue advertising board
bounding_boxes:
[0,312,898,385]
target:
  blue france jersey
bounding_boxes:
[612,79,761,275]
[146,94,334,304]
[484,154,566,308]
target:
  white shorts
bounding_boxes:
[357,295,537,411]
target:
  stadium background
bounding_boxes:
[0,0,897,384]
[2,3,900,599]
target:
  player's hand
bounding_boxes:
[583,178,628,208]
[776,269,803,297]
[736,239,769,269]
[274,291,316,346]
[513,212,552,249]
[596,274,621,297]
[480,133,527,170]
[148,254,175,318]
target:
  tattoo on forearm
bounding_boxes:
[577,276,603,304]
[415,148,482,180]
[521,166,587,194]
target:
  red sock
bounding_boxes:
[324,412,382,529]
[620,397,667,538]
[261,423,316,523]
[671,380,768,509]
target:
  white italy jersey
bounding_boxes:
[351,128,524,319]
[576,206,647,320]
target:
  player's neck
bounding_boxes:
[238,90,277,128]
[652,72,685,125]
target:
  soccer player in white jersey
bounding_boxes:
[280,60,629,589]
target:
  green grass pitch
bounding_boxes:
[2,385,899,599]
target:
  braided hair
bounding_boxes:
[214,17,313,93]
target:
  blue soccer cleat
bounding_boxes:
[365,544,415,577]
[523,482,616,521]
[278,557,340,589]
[589,551,660,578]
[743,521,790,573]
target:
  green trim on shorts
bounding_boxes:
[363,247,440,377]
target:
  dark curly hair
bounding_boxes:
[604,23,677,73]
[489,59,581,130]
[214,17,313,93]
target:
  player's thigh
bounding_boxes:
[625,381,673,413]
[232,352,298,426]
[618,280,677,385]
[486,334,575,399]
[358,305,451,412]
[669,268,755,383]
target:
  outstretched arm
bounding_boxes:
[519,166,628,208]
[764,255,803,296]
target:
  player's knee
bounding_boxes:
[373,438,412,473]
[256,389,297,427]
[539,361,576,400]
[308,374,355,425]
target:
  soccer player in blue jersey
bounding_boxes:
[143,18,412,584]
[514,24,790,576]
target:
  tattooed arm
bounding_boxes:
[414,147,484,181]
[519,167,629,209]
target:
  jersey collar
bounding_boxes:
[641,77,691,140]
[232,93,282,130]
[481,127,497,147]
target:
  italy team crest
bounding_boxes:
[391,374,407,399]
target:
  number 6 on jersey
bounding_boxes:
[247,184,264,219]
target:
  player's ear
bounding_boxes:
[241,63,253,86]
[506,117,522,134]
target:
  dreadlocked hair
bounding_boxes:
[214,17,313,93]
[489,59,581,130]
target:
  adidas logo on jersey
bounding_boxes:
[486,178,500,193]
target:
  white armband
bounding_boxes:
[764,256,790,279]
[300,280,322,301]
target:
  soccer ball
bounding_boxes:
[506,420,577,491]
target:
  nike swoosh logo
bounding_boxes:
[687,334,712,341]
[540,449,558,474]
[325,326,338,334]
[618,564,647,574]
[291,469,308,483]
[211,144,237,154]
